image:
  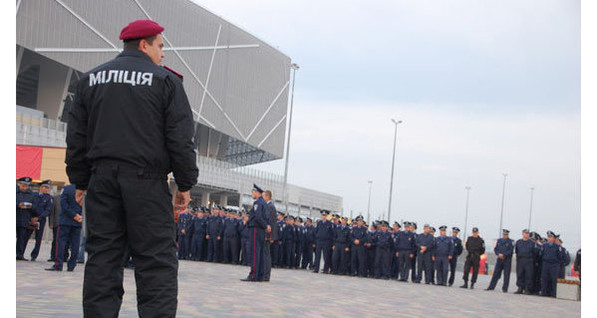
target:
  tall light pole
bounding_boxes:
[387,119,402,222]
[463,186,471,240]
[498,173,508,238]
[367,180,373,218]
[283,63,299,213]
[528,187,535,230]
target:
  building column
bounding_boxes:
[201,192,210,207]
[220,195,228,207]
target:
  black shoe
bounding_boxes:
[460,283,468,289]
[449,283,453,287]
[240,277,253,282]
[67,268,74,272]
[485,288,494,291]
[312,270,319,273]
[514,287,524,294]
[502,290,508,293]
[47,259,55,262]
[77,260,84,264]
[30,258,36,262]
[470,283,475,289]
[45,267,62,271]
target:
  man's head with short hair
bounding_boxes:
[263,190,272,201]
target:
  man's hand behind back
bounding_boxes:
[175,190,191,210]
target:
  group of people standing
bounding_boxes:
[175,191,577,298]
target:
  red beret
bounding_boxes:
[119,19,165,40]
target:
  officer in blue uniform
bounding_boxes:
[29,180,54,262]
[239,211,251,266]
[540,231,564,297]
[433,226,454,286]
[332,216,351,275]
[429,226,437,284]
[529,231,543,294]
[313,210,334,274]
[410,222,418,282]
[486,229,514,292]
[241,184,269,282]
[448,227,463,286]
[177,208,192,260]
[374,221,393,279]
[556,236,570,279]
[365,222,378,278]
[263,190,278,281]
[46,184,82,271]
[272,211,284,268]
[16,177,37,261]
[302,217,315,270]
[190,208,207,261]
[350,215,368,277]
[395,221,416,282]
[223,209,241,264]
[281,215,296,268]
[415,224,435,284]
[514,229,538,294]
[390,222,401,279]
[206,207,223,262]
[294,217,305,269]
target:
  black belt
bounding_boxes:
[91,161,167,180]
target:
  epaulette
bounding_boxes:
[163,65,184,82]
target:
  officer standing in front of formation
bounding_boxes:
[448,227,463,286]
[65,19,198,317]
[332,216,351,275]
[241,184,269,282]
[541,231,564,297]
[350,215,368,277]
[486,229,514,292]
[16,177,37,261]
[29,180,53,262]
[415,224,435,284]
[395,221,415,282]
[263,190,277,281]
[433,226,454,286]
[46,184,83,272]
[514,229,538,294]
[461,227,485,289]
[313,210,334,274]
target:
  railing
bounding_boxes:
[16,111,67,148]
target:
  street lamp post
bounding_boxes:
[387,119,402,222]
[498,173,508,238]
[283,63,299,213]
[367,180,373,218]
[528,187,535,230]
[463,186,471,240]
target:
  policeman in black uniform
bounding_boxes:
[65,20,198,318]
[461,227,485,289]
[448,227,463,286]
[486,229,514,292]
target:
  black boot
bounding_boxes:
[514,287,524,294]
[460,282,468,289]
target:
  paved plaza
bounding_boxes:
[17,242,580,317]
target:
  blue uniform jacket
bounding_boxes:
[315,220,334,242]
[515,239,537,259]
[16,188,38,227]
[494,238,514,257]
[247,197,268,229]
[333,225,351,245]
[433,236,454,257]
[541,242,563,264]
[415,233,436,255]
[351,226,368,246]
[281,223,296,242]
[177,212,192,235]
[240,221,251,240]
[190,216,207,236]
[376,231,393,249]
[394,230,416,252]
[304,225,316,245]
[35,192,54,218]
[223,218,240,238]
[452,237,463,257]
[59,185,82,227]
[207,215,223,236]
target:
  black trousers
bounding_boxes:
[83,164,177,318]
[332,243,349,274]
[488,257,512,291]
[463,254,481,284]
[313,240,332,273]
[416,252,433,283]
[223,236,240,264]
[351,244,367,276]
[374,247,391,279]
[516,258,534,290]
[435,256,450,286]
[30,217,47,259]
[302,243,313,269]
[397,250,411,281]
[263,240,272,280]
[448,256,458,285]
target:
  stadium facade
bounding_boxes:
[16,0,343,215]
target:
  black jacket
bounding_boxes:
[65,49,198,191]
[465,236,486,256]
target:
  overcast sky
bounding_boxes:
[195,0,581,250]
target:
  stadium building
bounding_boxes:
[16,0,343,216]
